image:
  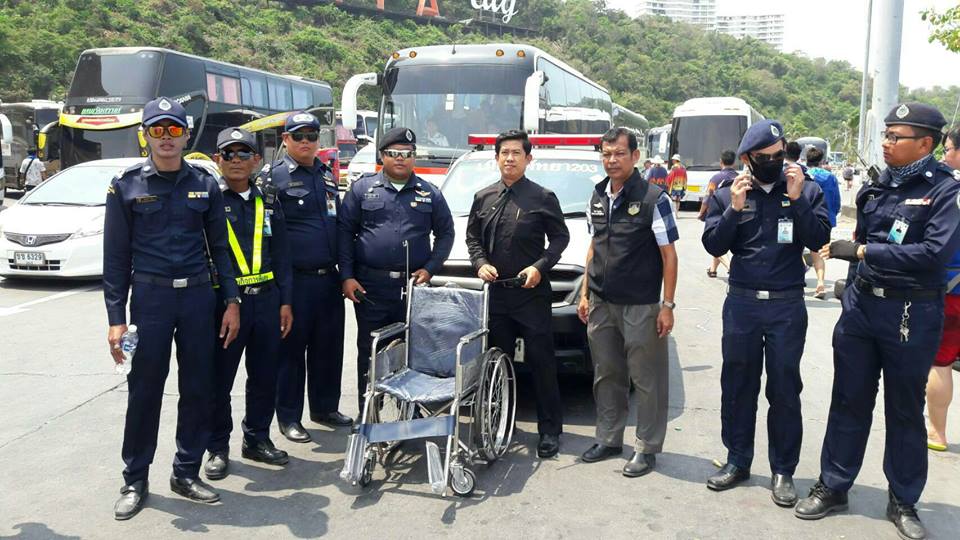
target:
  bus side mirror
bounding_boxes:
[523,71,544,134]
[342,73,380,131]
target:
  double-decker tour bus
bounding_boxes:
[669,97,764,204]
[56,47,335,168]
[1,100,62,191]
[340,43,615,184]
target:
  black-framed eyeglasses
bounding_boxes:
[382,149,416,159]
[882,131,925,144]
[750,149,785,163]
[220,150,254,161]
[289,132,319,143]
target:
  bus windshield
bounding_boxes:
[68,51,162,101]
[671,115,747,170]
[60,125,142,165]
[381,65,527,154]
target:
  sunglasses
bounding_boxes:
[382,149,416,159]
[750,149,785,163]
[289,132,319,143]
[145,124,186,138]
[220,150,254,161]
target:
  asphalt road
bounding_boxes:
[1,208,958,540]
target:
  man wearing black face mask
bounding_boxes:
[702,119,831,507]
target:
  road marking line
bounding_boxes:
[0,284,100,317]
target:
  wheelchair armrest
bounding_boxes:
[370,322,407,341]
[458,328,488,346]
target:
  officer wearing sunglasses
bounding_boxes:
[702,119,831,506]
[260,111,352,443]
[104,97,242,519]
[338,127,455,409]
[202,128,294,481]
[798,103,960,540]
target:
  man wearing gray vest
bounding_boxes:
[577,128,679,477]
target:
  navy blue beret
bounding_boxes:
[737,119,785,155]
[884,102,947,132]
[379,127,417,151]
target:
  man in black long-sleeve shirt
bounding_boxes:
[466,130,570,458]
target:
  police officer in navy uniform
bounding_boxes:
[702,119,831,506]
[265,111,351,444]
[339,127,455,407]
[104,97,241,520]
[796,103,960,540]
[203,128,293,480]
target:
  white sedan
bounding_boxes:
[0,157,219,279]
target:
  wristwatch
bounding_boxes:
[224,297,242,306]
[662,299,676,310]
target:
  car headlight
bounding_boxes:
[71,219,104,239]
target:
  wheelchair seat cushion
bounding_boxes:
[376,368,468,404]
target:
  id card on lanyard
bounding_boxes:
[888,218,909,244]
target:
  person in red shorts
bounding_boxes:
[925,125,960,452]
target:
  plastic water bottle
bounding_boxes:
[115,324,139,376]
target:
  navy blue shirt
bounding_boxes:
[261,156,339,271]
[702,173,831,291]
[338,172,455,279]
[103,158,239,325]
[222,183,293,305]
[854,159,960,290]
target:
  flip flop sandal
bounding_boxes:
[707,270,717,278]
[928,439,947,452]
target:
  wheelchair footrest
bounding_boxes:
[358,415,456,444]
[425,441,446,495]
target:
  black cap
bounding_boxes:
[884,102,948,132]
[378,127,417,151]
[737,119,785,155]
[216,127,257,152]
[142,97,188,127]
[284,111,321,132]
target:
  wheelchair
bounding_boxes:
[340,280,517,497]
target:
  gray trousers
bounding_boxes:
[587,298,669,453]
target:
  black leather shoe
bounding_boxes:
[771,473,798,507]
[581,443,623,463]
[204,453,229,480]
[170,476,220,503]
[114,480,148,520]
[622,452,656,477]
[311,411,354,427]
[887,491,926,540]
[795,481,848,520]
[279,422,312,443]
[707,463,750,491]
[537,434,560,458]
[242,439,289,465]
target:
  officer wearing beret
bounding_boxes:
[263,111,351,444]
[339,127,455,409]
[702,119,831,505]
[797,103,960,540]
[104,97,241,519]
[203,128,293,480]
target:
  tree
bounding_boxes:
[922,5,960,53]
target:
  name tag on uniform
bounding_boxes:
[135,195,158,203]
[263,210,273,237]
[326,197,337,217]
[777,218,793,243]
[364,192,380,200]
[888,218,909,244]
[904,198,931,206]
[188,191,209,199]
[288,180,304,188]
[414,196,432,204]
[781,199,791,207]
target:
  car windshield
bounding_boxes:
[21,164,127,206]
[441,156,604,216]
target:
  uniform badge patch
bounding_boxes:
[135,195,158,203]
[405,129,414,141]
[415,189,431,197]
[896,104,910,118]
[230,130,243,140]
[106,185,115,195]
[292,113,314,123]
[410,201,418,207]
[627,202,641,215]
[188,191,209,199]
[158,99,172,111]
[904,198,931,206]
[771,125,781,137]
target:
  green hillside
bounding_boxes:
[1,0,957,154]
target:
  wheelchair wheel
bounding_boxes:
[358,455,375,487]
[450,466,476,497]
[474,348,517,463]
[371,394,414,460]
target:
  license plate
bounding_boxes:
[14,251,46,266]
[687,185,701,192]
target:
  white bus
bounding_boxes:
[646,123,671,162]
[669,97,764,203]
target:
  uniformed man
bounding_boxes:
[577,128,679,477]
[796,103,960,540]
[104,97,241,520]
[203,128,293,481]
[265,111,351,444]
[702,119,831,506]
[466,129,569,458]
[338,127,455,407]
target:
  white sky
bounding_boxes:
[604,0,960,90]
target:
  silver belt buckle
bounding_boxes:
[172,278,189,288]
[244,286,261,295]
[388,271,403,279]
[873,287,886,298]
[756,290,770,300]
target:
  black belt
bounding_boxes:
[241,281,275,296]
[727,285,803,300]
[854,278,942,300]
[294,266,337,277]
[358,266,406,280]
[133,272,210,289]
